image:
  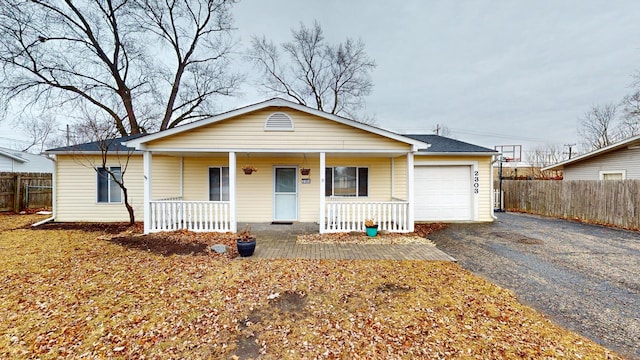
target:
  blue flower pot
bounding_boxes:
[366,226,378,237]
[237,239,256,257]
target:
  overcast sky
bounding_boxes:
[3,0,640,156]
[227,0,640,154]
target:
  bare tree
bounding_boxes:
[67,119,136,223]
[578,103,621,151]
[0,0,241,137]
[620,91,640,137]
[17,116,58,153]
[526,144,564,178]
[247,21,376,119]
[95,139,136,225]
[433,124,451,137]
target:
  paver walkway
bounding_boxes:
[241,222,456,261]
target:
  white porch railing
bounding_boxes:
[324,201,410,233]
[149,200,231,232]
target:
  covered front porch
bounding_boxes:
[142,151,416,234]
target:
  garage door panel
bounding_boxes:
[414,166,472,221]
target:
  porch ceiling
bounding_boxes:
[150,150,409,158]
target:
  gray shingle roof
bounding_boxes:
[403,134,497,153]
[46,134,147,153]
[46,130,494,155]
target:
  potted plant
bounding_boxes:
[242,165,258,175]
[300,168,311,176]
[364,218,378,237]
[236,225,257,257]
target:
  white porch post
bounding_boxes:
[179,156,184,198]
[229,151,237,232]
[319,152,326,233]
[407,152,415,232]
[143,151,153,234]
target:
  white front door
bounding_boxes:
[274,167,298,221]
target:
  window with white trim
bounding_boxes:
[599,170,625,180]
[209,167,230,201]
[325,167,369,197]
[97,166,122,203]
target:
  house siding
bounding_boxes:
[0,152,54,173]
[392,156,408,200]
[0,156,12,172]
[151,155,182,199]
[180,156,317,222]
[413,154,494,222]
[144,108,412,152]
[55,154,144,222]
[563,146,640,180]
[55,154,402,223]
[55,154,179,222]
[182,156,227,201]
[55,152,494,224]
[181,155,395,222]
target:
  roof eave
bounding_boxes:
[541,165,561,171]
[45,150,142,155]
[542,135,640,170]
[416,151,498,156]
[0,150,27,162]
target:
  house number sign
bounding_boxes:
[473,170,479,194]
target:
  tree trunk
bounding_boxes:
[122,187,135,224]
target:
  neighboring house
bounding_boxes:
[542,135,640,180]
[46,98,498,233]
[0,146,54,173]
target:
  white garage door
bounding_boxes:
[414,166,473,221]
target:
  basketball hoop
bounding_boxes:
[494,145,522,162]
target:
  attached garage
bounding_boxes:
[414,165,473,221]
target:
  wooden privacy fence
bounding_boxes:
[500,180,640,229]
[0,172,52,212]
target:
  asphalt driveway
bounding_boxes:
[429,212,640,359]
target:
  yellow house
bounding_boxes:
[47,98,498,234]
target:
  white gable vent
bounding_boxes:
[265,112,294,131]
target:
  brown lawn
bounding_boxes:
[0,214,621,359]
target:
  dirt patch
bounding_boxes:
[517,238,544,245]
[31,220,239,258]
[109,230,239,258]
[233,291,308,359]
[492,231,544,245]
[377,283,414,293]
[234,336,261,359]
[271,291,307,313]
[35,221,141,234]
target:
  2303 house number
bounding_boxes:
[473,170,479,194]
